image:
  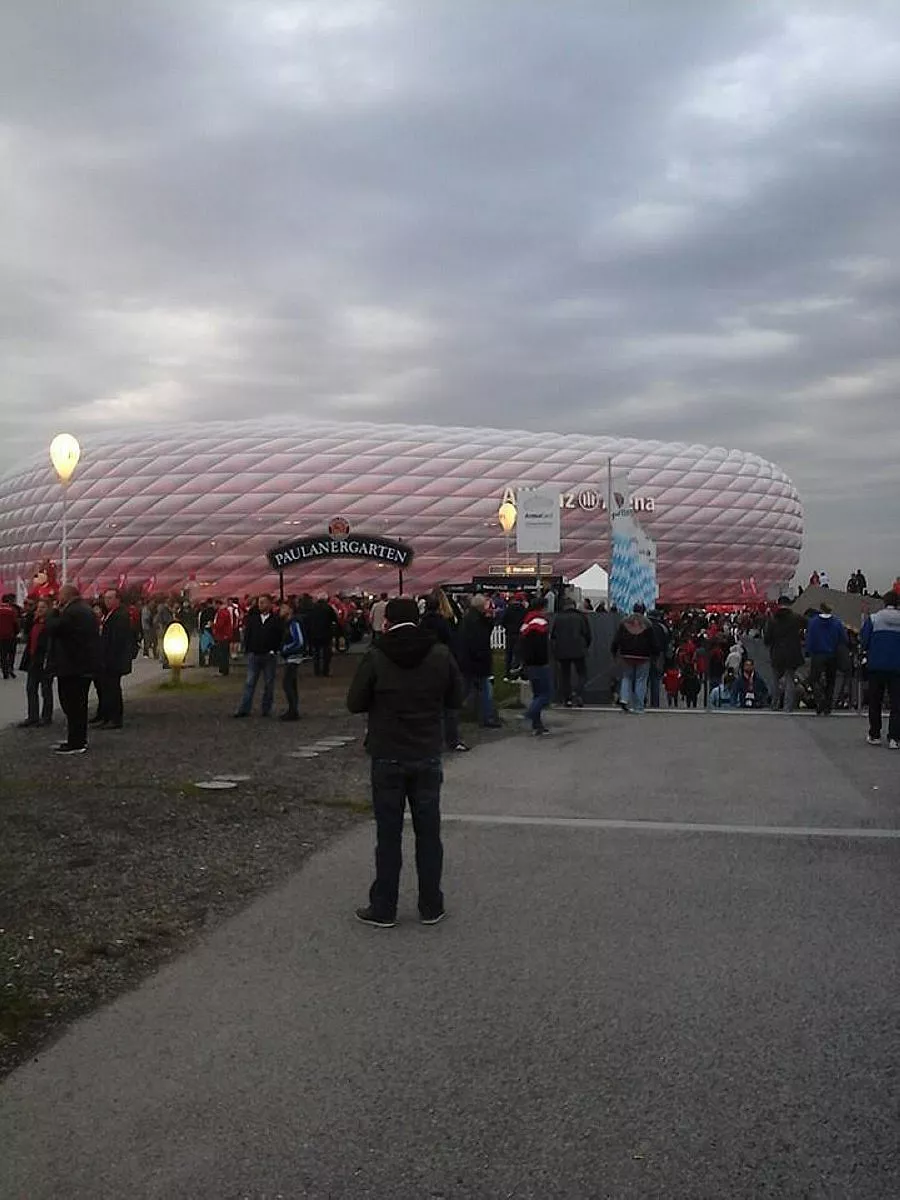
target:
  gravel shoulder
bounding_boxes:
[0,656,375,1078]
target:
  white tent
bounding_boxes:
[569,562,609,601]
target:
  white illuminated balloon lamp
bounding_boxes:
[163,621,189,684]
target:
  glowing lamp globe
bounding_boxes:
[497,500,517,533]
[50,434,81,483]
[163,621,189,680]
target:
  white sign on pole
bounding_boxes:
[515,486,561,554]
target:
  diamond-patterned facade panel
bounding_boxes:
[0,421,803,603]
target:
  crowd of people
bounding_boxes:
[3,565,899,757]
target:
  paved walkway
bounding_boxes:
[2,710,899,1198]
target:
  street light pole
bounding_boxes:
[61,483,68,585]
[50,434,81,586]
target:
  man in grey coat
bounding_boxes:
[550,597,592,706]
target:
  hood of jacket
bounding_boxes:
[621,614,650,635]
[377,624,438,669]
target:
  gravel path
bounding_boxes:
[0,657,372,1077]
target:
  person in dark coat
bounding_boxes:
[19,597,54,726]
[458,594,501,727]
[764,597,806,712]
[550,597,592,706]
[234,593,285,717]
[46,584,101,754]
[92,588,135,729]
[306,594,340,677]
[347,597,464,927]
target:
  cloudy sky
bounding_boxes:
[2,0,899,584]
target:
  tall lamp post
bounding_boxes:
[49,434,81,585]
[497,499,517,575]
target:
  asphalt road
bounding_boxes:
[2,708,898,1198]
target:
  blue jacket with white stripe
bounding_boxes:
[861,605,900,674]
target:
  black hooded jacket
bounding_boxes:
[347,623,464,760]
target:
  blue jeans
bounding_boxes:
[465,675,498,725]
[525,665,552,729]
[620,660,650,712]
[237,652,277,715]
[369,757,444,920]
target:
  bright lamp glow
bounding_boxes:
[163,621,189,670]
[50,433,81,483]
[497,500,517,533]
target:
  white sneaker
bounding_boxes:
[867,734,881,746]
[889,739,900,750]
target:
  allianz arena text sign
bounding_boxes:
[267,534,414,571]
[500,486,656,514]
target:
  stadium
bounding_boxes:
[0,421,803,603]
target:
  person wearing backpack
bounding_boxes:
[279,601,305,722]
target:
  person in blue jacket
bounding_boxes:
[804,602,847,716]
[860,592,900,747]
[279,601,305,721]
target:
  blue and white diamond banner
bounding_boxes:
[609,474,658,611]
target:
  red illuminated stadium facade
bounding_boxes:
[0,420,803,603]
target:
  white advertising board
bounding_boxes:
[515,486,561,554]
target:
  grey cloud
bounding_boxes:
[2,0,900,585]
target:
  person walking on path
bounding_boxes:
[519,595,552,735]
[212,598,233,675]
[764,596,806,712]
[550,596,592,706]
[92,588,135,729]
[611,603,661,714]
[804,602,847,716]
[347,596,463,928]
[419,591,468,752]
[45,584,100,755]
[307,594,339,677]
[861,591,900,747]
[0,593,19,679]
[279,602,305,721]
[233,594,284,718]
[19,597,54,726]
[458,594,502,728]
[369,592,389,644]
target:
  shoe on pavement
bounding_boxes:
[54,744,87,755]
[532,725,550,736]
[18,720,39,728]
[419,910,446,926]
[889,739,900,750]
[279,712,300,721]
[452,742,470,752]
[232,711,249,718]
[88,716,105,726]
[564,699,574,708]
[355,906,396,929]
[867,734,881,745]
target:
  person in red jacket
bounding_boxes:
[212,598,234,675]
[663,666,681,708]
[0,593,20,680]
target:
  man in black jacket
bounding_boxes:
[234,593,284,717]
[307,594,339,677]
[458,594,502,727]
[551,597,592,706]
[92,588,135,729]
[46,584,101,754]
[764,597,806,712]
[347,597,464,928]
